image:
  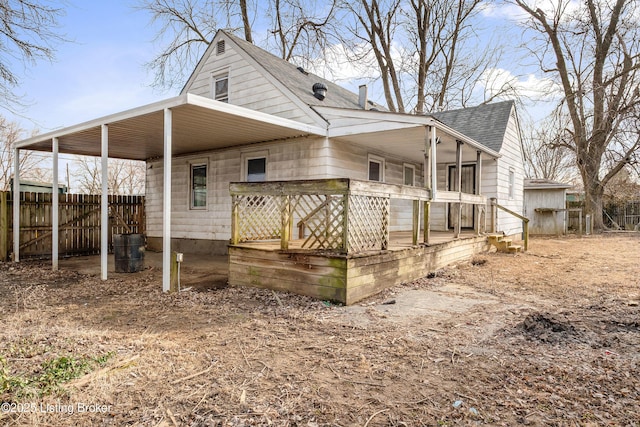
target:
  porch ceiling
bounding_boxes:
[334,125,500,164]
[15,94,327,160]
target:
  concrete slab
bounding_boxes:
[59,251,229,291]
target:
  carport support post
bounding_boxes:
[101,125,109,280]
[52,137,59,271]
[12,147,20,262]
[162,108,172,293]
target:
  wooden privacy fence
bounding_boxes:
[0,192,145,260]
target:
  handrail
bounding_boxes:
[491,198,529,251]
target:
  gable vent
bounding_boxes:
[216,40,225,55]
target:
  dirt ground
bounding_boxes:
[0,233,638,426]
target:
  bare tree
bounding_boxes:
[340,0,516,113]
[522,111,576,182]
[341,0,405,112]
[515,0,640,231]
[267,0,337,63]
[137,0,222,90]
[0,0,65,112]
[138,0,336,90]
[0,116,48,190]
[73,157,145,195]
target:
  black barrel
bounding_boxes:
[114,233,145,273]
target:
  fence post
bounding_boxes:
[0,192,7,261]
[342,195,349,253]
[230,195,240,245]
[281,195,291,250]
[423,201,430,244]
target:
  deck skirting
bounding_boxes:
[229,235,490,304]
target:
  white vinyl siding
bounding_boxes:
[145,136,427,241]
[183,35,317,125]
[145,137,329,240]
[494,108,525,236]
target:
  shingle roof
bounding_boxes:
[225,31,386,111]
[431,100,515,152]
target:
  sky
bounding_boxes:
[4,0,568,182]
[8,1,164,133]
[6,0,564,134]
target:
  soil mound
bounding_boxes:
[518,312,578,343]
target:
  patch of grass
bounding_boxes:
[0,352,114,398]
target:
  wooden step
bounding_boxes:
[486,233,522,253]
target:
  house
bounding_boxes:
[13,30,526,304]
[9,179,68,194]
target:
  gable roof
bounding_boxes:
[431,100,515,152]
[183,30,386,112]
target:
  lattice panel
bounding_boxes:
[237,195,282,241]
[347,195,390,252]
[292,194,346,250]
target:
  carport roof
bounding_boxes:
[15,93,327,160]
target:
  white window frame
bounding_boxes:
[189,161,208,210]
[403,163,416,186]
[368,154,385,182]
[211,69,229,103]
[241,151,269,182]
[508,168,515,200]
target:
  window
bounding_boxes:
[246,157,266,182]
[191,164,207,209]
[213,73,229,102]
[508,168,515,199]
[403,163,415,186]
[368,155,385,182]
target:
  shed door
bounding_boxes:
[448,164,476,229]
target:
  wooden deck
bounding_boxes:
[229,230,490,305]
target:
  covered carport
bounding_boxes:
[13,93,326,291]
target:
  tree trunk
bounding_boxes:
[584,180,605,232]
[578,152,606,232]
[240,0,253,43]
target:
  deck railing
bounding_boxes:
[230,179,431,254]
